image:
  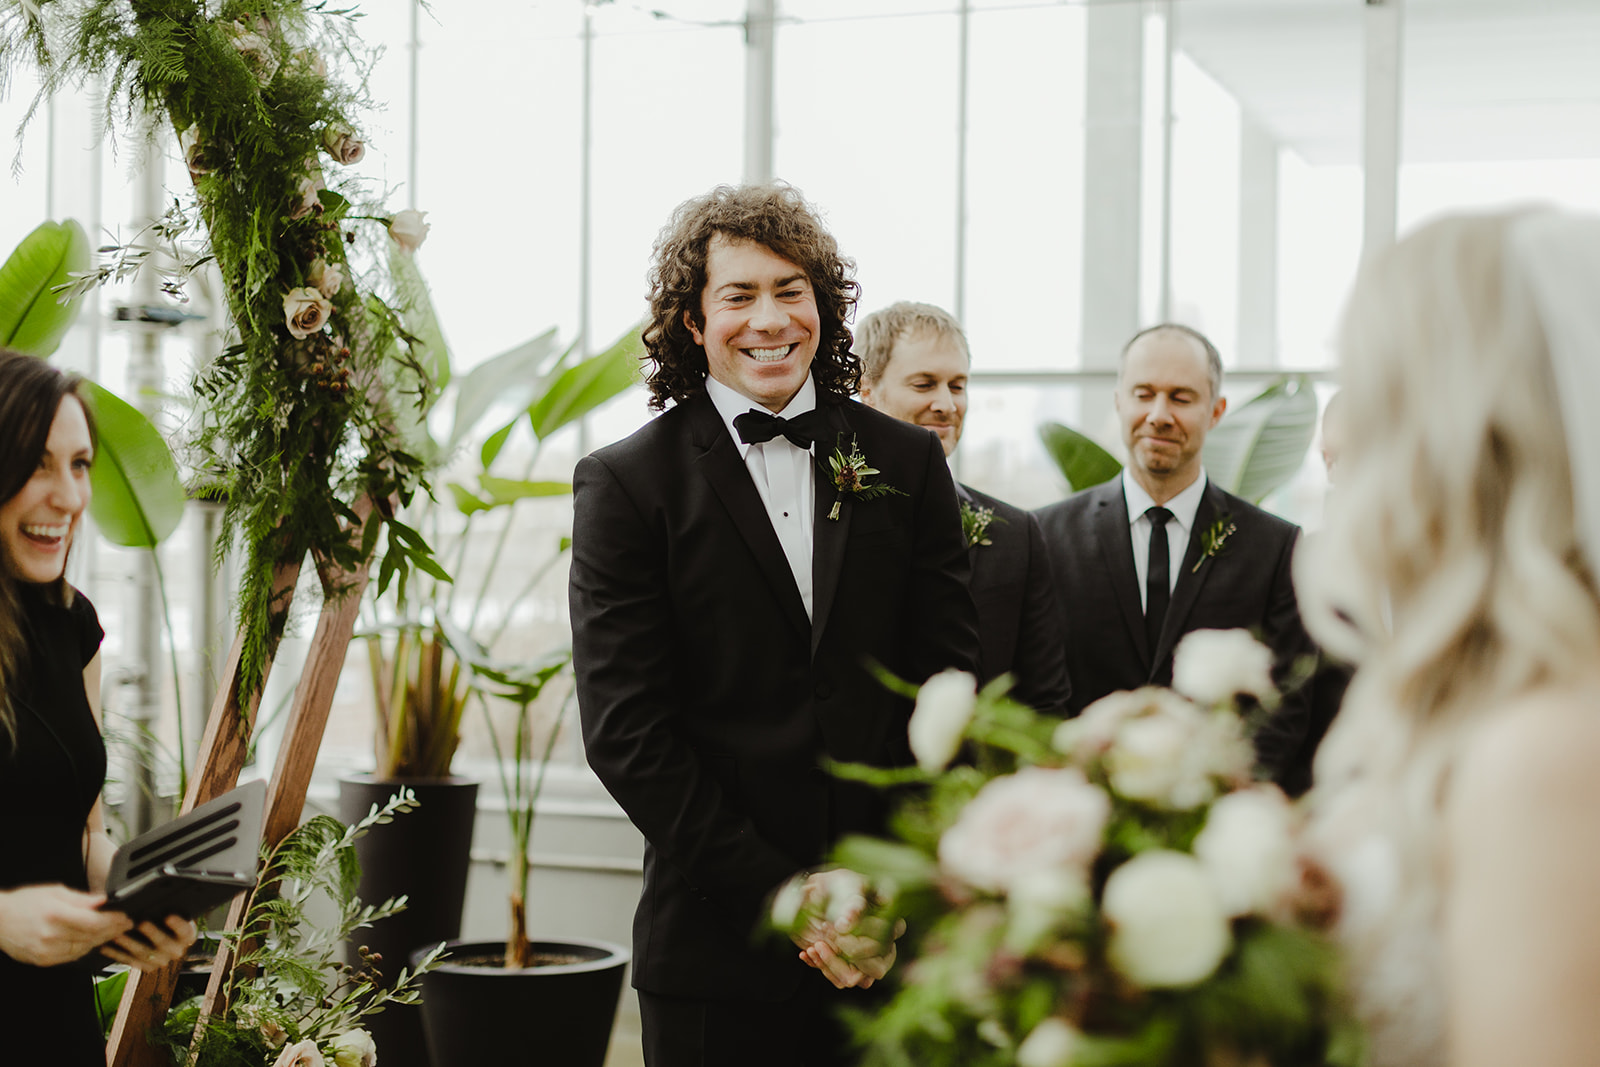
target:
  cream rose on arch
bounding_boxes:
[387,209,430,254]
[937,766,1110,894]
[321,124,365,165]
[308,258,344,299]
[284,287,333,339]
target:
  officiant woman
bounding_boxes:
[0,351,196,1062]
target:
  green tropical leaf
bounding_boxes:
[478,476,572,505]
[450,328,561,448]
[1039,421,1123,492]
[388,240,452,392]
[1203,374,1318,504]
[447,482,494,515]
[81,381,186,548]
[0,218,90,357]
[526,327,643,440]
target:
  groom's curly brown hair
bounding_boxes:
[642,182,862,411]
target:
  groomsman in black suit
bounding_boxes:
[857,302,1070,716]
[569,184,979,1067]
[1034,324,1315,783]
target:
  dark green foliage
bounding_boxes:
[4,2,442,701]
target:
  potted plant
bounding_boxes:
[409,628,628,1066]
[340,325,640,1067]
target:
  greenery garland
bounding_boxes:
[3,0,443,701]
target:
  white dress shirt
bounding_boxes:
[1122,470,1208,611]
[705,374,817,619]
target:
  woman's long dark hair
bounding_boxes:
[0,350,97,746]
[642,183,862,411]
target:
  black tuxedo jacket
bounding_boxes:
[1033,477,1314,782]
[570,392,979,1002]
[958,484,1071,717]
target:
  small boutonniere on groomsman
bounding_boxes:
[1193,514,1238,572]
[958,500,1002,549]
[824,434,905,520]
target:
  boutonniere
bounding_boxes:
[1193,515,1238,572]
[824,435,905,520]
[959,501,1003,549]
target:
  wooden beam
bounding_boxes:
[106,557,302,1066]
[191,496,380,1041]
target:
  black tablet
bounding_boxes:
[101,780,265,924]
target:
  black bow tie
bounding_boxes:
[733,408,826,450]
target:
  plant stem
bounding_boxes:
[465,441,543,637]
[149,548,188,801]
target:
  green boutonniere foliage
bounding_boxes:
[824,435,905,521]
[1194,515,1239,572]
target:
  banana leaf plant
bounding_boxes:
[1,219,192,795]
[1037,374,1319,505]
[361,326,641,780]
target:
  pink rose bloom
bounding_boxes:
[321,125,365,166]
[937,766,1110,894]
[284,287,333,339]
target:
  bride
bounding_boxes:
[1300,208,1600,1067]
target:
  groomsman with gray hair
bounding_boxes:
[1033,323,1317,786]
[858,301,1070,717]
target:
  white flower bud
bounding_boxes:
[909,668,977,772]
[1102,850,1231,988]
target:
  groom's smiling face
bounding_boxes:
[687,234,819,414]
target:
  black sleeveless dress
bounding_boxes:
[0,583,108,1062]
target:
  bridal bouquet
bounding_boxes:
[771,630,1357,1067]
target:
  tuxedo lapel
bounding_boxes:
[1091,482,1151,669]
[688,396,811,641]
[1152,480,1224,669]
[809,404,853,656]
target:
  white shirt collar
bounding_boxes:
[705,373,818,459]
[1122,469,1208,532]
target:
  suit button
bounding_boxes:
[814,681,833,700]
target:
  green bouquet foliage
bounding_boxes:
[772,637,1359,1067]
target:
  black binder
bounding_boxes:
[101,779,265,923]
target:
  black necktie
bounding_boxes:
[733,408,825,450]
[1145,506,1173,652]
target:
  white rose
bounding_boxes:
[387,209,430,254]
[1053,687,1173,760]
[283,287,333,339]
[1194,786,1297,918]
[769,873,806,929]
[321,124,366,165]
[290,172,325,220]
[329,1029,377,1067]
[1102,850,1231,988]
[1005,867,1089,952]
[179,126,212,178]
[909,668,977,772]
[937,767,1109,894]
[223,22,279,86]
[1105,696,1231,810]
[308,258,344,299]
[272,1040,325,1067]
[1172,628,1277,707]
[1016,1017,1082,1067]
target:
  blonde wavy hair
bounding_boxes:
[1299,209,1600,1063]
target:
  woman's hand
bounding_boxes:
[98,914,199,973]
[0,884,134,966]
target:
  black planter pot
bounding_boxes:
[412,937,630,1067]
[339,775,479,1067]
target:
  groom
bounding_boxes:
[569,183,979,1066]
